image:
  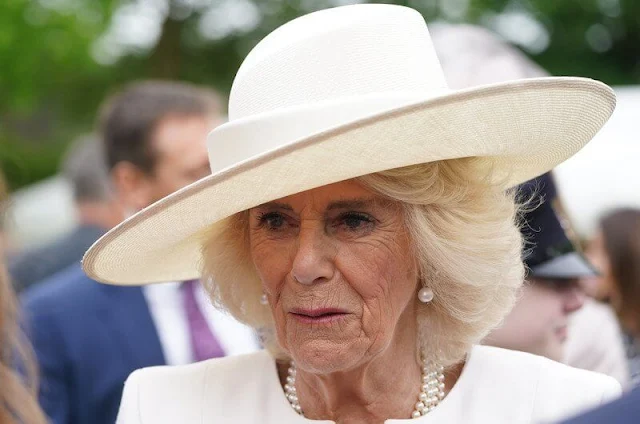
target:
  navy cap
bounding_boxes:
[518,173,597,280]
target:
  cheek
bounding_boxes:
[600,261,615,287]
[505,290,548,332]
[249,237,292,292]
[521,289,563,333]
[590,253,609,278]
[157,163,199,192]
[336,239,417,320]
[149,168,182,198]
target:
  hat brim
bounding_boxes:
[83,77,614,285]
[529,251,599,280]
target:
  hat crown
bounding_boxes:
[228,4,448,121]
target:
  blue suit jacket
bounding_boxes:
[21,264,166,424]
[10,225,105,293]
[562,387,640,424]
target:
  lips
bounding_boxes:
[289,308,350,324]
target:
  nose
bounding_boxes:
[563,284,586,314]
[290,223,335,285]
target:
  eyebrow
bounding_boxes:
[255,197,381,212]
[326,198,379,211]
[256,202,294,211]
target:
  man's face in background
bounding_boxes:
[144,114,221,203]
[485,278,585,362]
[113,113,222,212]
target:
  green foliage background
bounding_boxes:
[1,0,638,190]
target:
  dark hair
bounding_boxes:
[60,134,112,203]
[0,169,47,424]
[99,80,222,173]
[600,208,640,336]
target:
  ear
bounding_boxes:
[110,161,152,212]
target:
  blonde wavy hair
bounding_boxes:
[202,158,525,366]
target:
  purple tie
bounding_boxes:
[181,280,225,362]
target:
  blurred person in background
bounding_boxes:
[566,209,640,424]
[580,209,640,304]
[431,23,628,385]
[565,206,635,388]
[581,208,640,386]
[21,81,260,424]
[0,169,47,424]
[485,173,592,360]
[9,135,123,293]
[562,386,640,424]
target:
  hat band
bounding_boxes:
[206,90,449,173]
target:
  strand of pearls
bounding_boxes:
[284,356,445,419]
[284,365,302,415]
[412,361,446,418]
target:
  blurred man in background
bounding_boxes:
[431,24,628,385]
[9,135,123,293]
[21,81,260,424]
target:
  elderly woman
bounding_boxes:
[84,4,620,423]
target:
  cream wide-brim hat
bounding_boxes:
[83,4,615,285]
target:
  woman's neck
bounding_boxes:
[283,352,464,424]
[277,305,464,423]
[294,342,421,423]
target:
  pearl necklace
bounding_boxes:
[284,356,446,419]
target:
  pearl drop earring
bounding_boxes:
[260,293,269,305]
[418,287,434,303]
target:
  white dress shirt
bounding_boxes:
[117,345,620,423]
[142,282,260,365]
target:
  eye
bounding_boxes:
[257,211,287,231]
[332,212,375,233]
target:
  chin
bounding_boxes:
[289,339,363,374]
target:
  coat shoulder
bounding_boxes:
[473,346,621,421]
[117,351,275,423]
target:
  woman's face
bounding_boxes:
[581,230,614,301]
[249,180,419,373]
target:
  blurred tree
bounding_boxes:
[0,0,638,190]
